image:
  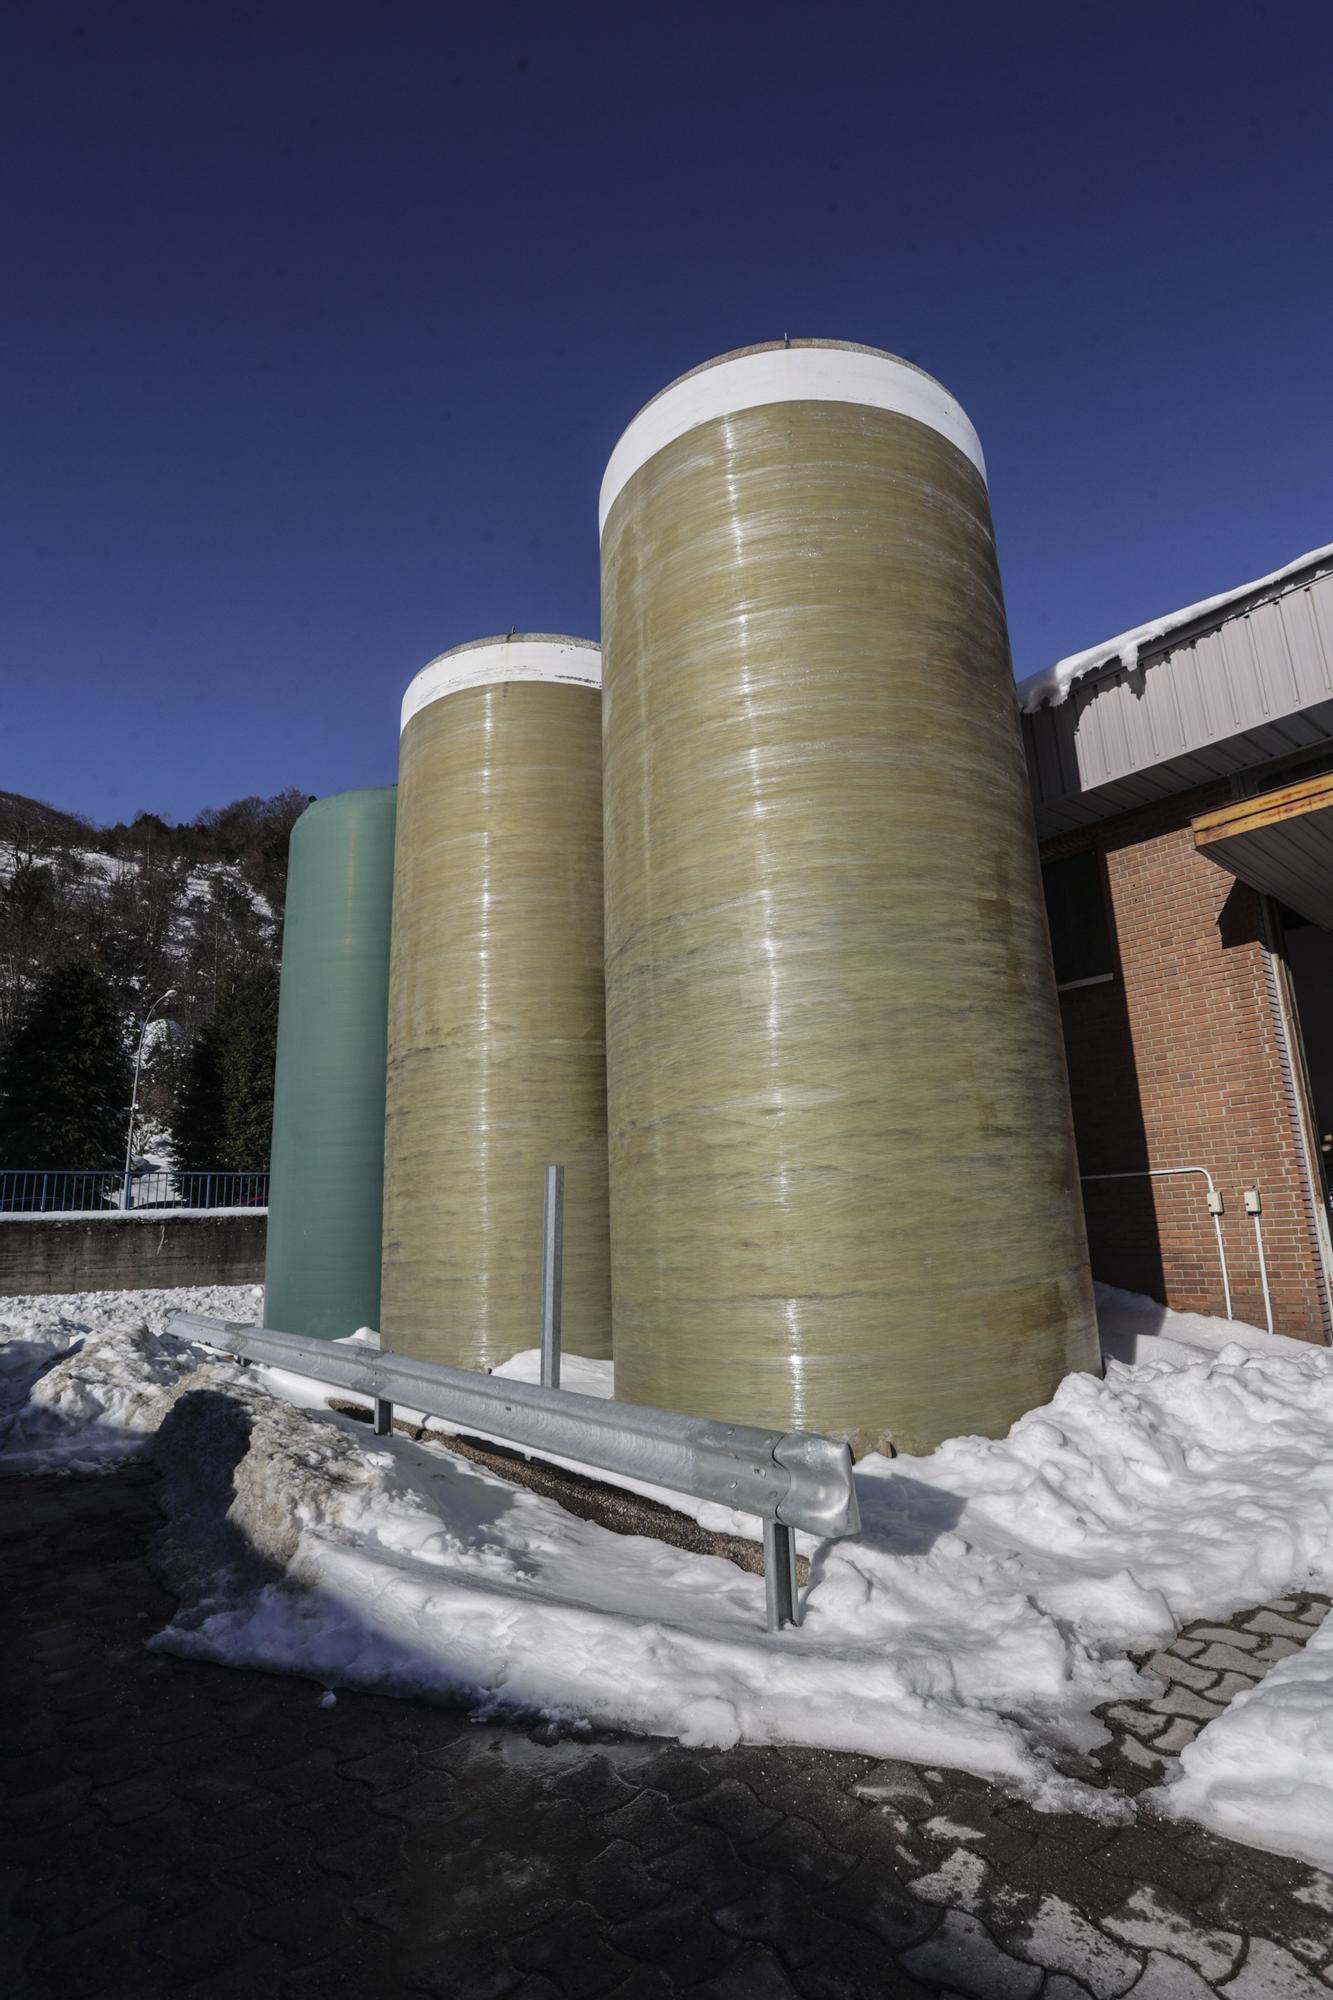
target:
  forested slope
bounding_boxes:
[0,790,307,1167]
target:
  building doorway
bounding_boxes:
[1279,910,1333,1213]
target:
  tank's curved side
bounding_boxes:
[600,341,1099,1456]
[264,786,397,1339]
[381,636,611,1368]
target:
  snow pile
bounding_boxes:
[136,1294,1333,1801]
[0,1284,260,1474]
[149,1363,1131,1794]
[855,1323,1333,1648]
[1016,540,1333,713]
[1093,1280,1316,1366]
[152,1362,416,1649]
[495,1347,616,1399]
[9,1279,1333,1844]
[1161,1620,1333,1869]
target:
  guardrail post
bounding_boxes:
[373,1398,393,1436]
[763,1520,801,1632]
[540,1164,564,1391]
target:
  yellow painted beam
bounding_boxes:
[1193,770,1333,851]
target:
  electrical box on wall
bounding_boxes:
[1244,1189,1263,1215]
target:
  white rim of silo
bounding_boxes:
[401,634,602,733]
[598,339,987,536]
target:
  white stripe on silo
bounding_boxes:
[599,343,987,534]
[401,637,602,734]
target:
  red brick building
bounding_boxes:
[1022,544,1333,1343]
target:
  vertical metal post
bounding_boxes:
[763,1519,801,1632]
[373,1398,393,1436]
[541,1163,564,1390]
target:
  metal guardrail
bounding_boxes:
[0,1169,269,1213]
[165,1312,861,1631]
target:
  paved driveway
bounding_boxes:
[4,1463,1333,1998]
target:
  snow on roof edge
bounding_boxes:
[1016,540,1333,715]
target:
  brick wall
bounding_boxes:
[1045,789,1331,1343]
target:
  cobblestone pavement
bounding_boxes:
[6,1462,1333,1999]
[1097,1596,1332,1795]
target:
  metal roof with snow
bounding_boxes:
[1021,543,1333,840]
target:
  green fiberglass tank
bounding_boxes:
[264,786,397,1339]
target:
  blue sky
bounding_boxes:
[5,2,1331,825]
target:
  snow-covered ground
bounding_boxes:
[0,1208,267,1222]
[0,1284,264,1473]
[4,1277,1333,1868]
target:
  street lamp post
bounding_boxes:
[122,988,177,1210]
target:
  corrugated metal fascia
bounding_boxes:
[1044,553,1333,717]
[1255,592,1303,714]
[1031,722,1333,839]
[1024,567,1333,819]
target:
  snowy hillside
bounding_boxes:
[0,790,303,1123]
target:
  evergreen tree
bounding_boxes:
[172,1017,228,1171]
[217,965,279,1168]
[0,961,131,1165]
[174,967,279,1172]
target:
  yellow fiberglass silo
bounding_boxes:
[599,340,1099,1456]
[381,634,611,1369]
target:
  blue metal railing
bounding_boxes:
[0,1169,269,1214]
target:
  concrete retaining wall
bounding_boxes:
[0,1212,267,1297]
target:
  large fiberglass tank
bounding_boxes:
[380,634,611,1367]
[599,340,1099,1456]
[264,786,397,1339]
